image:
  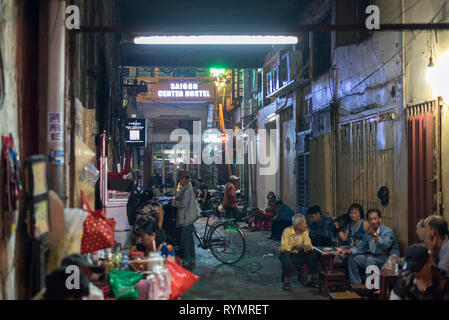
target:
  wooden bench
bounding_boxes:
[351,284,380,300]
[319,271,346,297]
[329,291,362,300]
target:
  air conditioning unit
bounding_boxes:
[297,131,311,154]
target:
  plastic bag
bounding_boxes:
[46,208,88,275]
[149,266,171,300]
[80,162,100,186]
[166,259,200,300]
[109,270,142,299]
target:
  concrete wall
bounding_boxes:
[255,96,297,210]
[0,0,20,300]
[310,134,333,214]
[402,0,449,222]
[308,0,409,248]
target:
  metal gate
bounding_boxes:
[336,117,395,229]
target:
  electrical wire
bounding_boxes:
[338,0,449,102]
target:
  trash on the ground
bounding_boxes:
[262,253,274,258]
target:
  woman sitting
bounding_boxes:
[136,215,178,265]
[336,203,369,247]
[245,192,276,231]
[134,189,165,251]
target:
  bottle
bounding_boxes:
[104,251,114,281]
[113,251,122,270]
[121,252,130,270]
[167,245,176,263]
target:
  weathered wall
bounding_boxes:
[255,96,297,210]
[309,134,332,214]
[256,102,278,209]
[309,0,408,249]
[403,0,449,223]
[0,0,20,300]
[280,102,297,210]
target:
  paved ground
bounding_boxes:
[182,217,328,300]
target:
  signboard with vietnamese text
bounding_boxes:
[136,77,215,102]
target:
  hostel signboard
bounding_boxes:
[125,118,146,147]
[136,77,215,102]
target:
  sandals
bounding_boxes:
[282,282,291,291]
[306,281,319,289]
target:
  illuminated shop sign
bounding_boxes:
[125,118,146,147]
[157,82,211,98]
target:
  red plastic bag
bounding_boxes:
[166,259,199,300]
[80,190,115,253]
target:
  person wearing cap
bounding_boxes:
[171,170,197,265]
[390,244,449,300]
[44,266,90,300]
[61,254,105,300]
[337,209,400,285]
[223,175,239,221]
[424,215,449,272]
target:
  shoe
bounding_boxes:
[282,282,291,291]
[306,281,319,289]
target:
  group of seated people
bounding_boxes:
[243,192,295,239]
[278,203,449,299]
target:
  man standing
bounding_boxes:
[279,214,320,290]
[338,209,400,285]
[307,205,334,247]
[223,175,239,221]
[390,244,449,300]
[268,200,294,240]
[171,171,197,266]
[424,215,449,272]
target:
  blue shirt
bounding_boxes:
[279,205,295,221]
[348,219,366,246]
[307,213,334,244]
[351,224,400,257]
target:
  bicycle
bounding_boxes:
[193,209,246,264]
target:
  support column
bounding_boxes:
[46,0,66,198]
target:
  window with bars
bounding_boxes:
[297,153,310,211]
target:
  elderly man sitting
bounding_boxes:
[338,209,400,285]
[279,214,320,291]
[424,215,449,272]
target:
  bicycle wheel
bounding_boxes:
[208,222,246,264]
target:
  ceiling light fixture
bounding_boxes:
[134,35,298,45]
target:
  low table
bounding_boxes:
[319,271,347,297]
[379,270,399,300]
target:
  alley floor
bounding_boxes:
[181,217,328,300]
